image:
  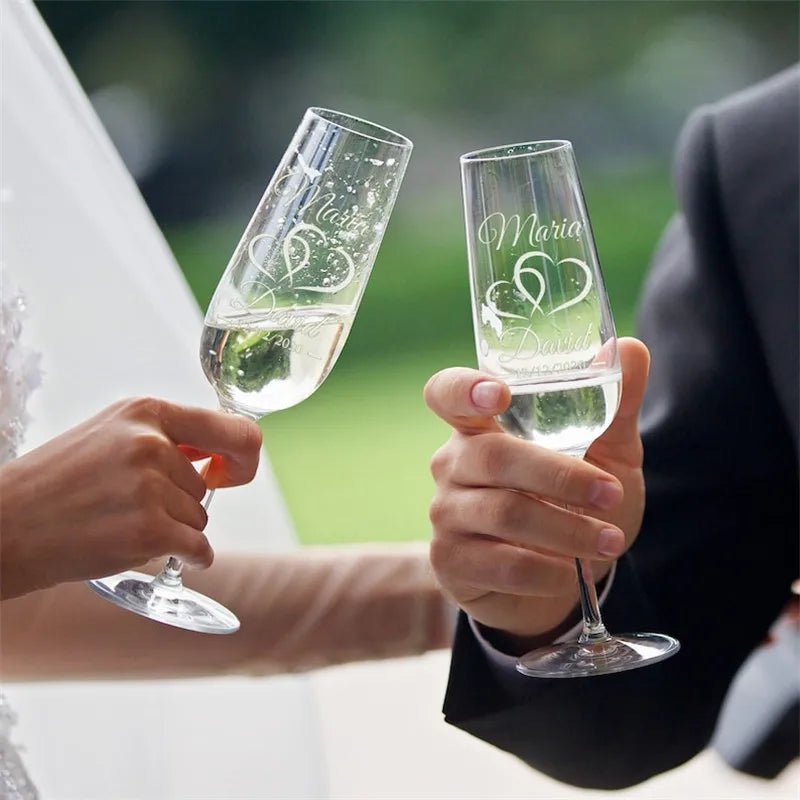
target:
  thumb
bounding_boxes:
[593,337,650,451]
[423,368,510,435]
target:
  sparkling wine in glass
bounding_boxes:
[461,140,679,676]
[88,108,412,633]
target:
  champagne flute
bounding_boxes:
[460,140,679,676]
[88,108,413,633]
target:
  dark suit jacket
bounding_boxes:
[442,67,800,789]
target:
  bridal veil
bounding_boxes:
[1,0,326,795]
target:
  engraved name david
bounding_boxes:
[498,322,595,365]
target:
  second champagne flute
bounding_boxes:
[460,140,679,677]
[88,108,413,633]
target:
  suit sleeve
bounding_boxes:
[440,108,799,790]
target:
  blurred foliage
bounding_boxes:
[39,2,797,220]
[40,0,797,543]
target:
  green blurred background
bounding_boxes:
[40,1,798,545]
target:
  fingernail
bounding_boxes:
[588,480,623,510]
[597,528,625,558]
[471,381,503,411]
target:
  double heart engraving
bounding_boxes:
[484,249,593,326]
[241,222,357,310]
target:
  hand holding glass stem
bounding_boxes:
[453,140,679,676]
[88,109,413,633]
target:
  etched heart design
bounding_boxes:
[237,279,277,313]
[247,223,355,295]
[512,250,593,317]
[512,251,547,316]
[485,279,528,322]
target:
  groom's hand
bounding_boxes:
[423,338,650,646]
[0,398,262,599]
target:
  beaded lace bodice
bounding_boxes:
[0,272,41,800]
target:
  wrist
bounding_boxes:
[0,462,36,598]
[472,561,616,657]
[0,458,63,598]
[478,607,582,657]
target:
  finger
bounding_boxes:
[424,368,510,435]
[431,535,576,598]
[177,445,213,462]
[202,454,234,491]
[432,488,626,560]
[175,448,228,492]
[163,521,215,570]
[156,403,262,488]
[608,338,650,436]
[167,448,209,501]
[590,338,650,455]
[449,433,624,511]
[163,483,208,532]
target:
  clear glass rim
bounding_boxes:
[308,107,413,150]
[461,139,572,163]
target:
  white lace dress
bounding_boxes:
[0,1,324,796]
[0,281,41,800]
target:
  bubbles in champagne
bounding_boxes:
[498,372,621,455]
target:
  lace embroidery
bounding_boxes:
[0,698,39,800]
[0,267,41,800]
[0,273,42,465]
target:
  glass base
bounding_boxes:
[87,570,240,634]
[516,632,680,678]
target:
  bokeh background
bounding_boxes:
[39,0,798,546]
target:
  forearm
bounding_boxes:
[0,544,451,681]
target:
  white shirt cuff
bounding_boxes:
[468,561,618,678]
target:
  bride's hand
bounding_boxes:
[0,398,262,599]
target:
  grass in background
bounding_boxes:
[167,167,674,544]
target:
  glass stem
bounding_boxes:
[152,405,259,590]
[575,556,609,643]
[154,489,217,588]
[566,450,611,644]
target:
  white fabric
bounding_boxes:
[468,561,617,688]
[1,0,325,796]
